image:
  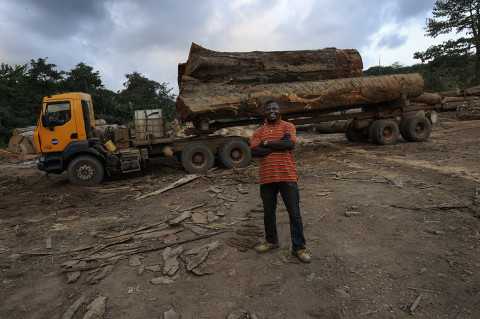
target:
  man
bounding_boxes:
[250,99,311,263]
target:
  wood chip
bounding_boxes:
[208,186,223,194]
[191,263,213,276]
[162,246,183,276]
[169,211,191,225]
[82,296,107,319]
[184,224,209,235]
[345,211,362,217]
[217,193,237,202]
[136,174,199,200]
[182,248,209,271]
[87,265,115,284]
[67,271,81,283]
[163,233,178,243]
[145,265,162,272]
[191,212,207,224]
[128,255,142,267]
[61,295,86,319]
[410,294,423,313]
[150,276,174,284]
[237,184,248,194]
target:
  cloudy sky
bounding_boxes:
[0,0,458,93]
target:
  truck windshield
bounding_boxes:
[45,101,71,126]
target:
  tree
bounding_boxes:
[62,62,103,93]
[414,0,480,85]
[119,72,177,124]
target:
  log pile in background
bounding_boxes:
[411,85,480,120]
[8,126,37,154]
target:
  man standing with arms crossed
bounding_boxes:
[250,100,311,263]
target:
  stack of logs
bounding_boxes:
[412,86,480,119]
[412,86,480,109]
[178,43,374,122]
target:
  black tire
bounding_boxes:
[67,155,104,186]
[181,143,215,173]
[369,119,399,145]
[218,139,251,168]
[399,117,411,141]
[345,121,369,143]
[404,116,431,142]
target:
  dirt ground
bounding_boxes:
[1,113,479,319]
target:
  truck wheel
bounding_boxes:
[404,116,431,142]
[67,155,104,186]
[181,143,215,173]
[345,121,369,142]
[369,119,399,145]
[218,139,251,168]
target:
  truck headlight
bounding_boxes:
[39,155,45,162]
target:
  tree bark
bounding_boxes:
[411,93,442,105]
[178,43,363,87]
[176,73,424,121]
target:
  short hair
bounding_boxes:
[264,100,279,108]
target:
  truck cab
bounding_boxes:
[34,93,107,185]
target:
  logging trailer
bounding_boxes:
[33,44,436,186]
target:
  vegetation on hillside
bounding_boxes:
[0,58,177,146]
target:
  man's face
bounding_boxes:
[264,103,280,123]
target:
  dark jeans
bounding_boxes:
[260,182,306,251]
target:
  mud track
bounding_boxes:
[1,114,479,318]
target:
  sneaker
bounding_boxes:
[255,242,279,253]
[291,249,312,263]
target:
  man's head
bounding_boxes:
[264,100,280,124]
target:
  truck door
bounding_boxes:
[38,99,79,153]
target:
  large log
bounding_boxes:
[411,93,442,105]
[176,73,424,121]
[178,43,363,87]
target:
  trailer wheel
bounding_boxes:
[181,143,215,173]
[345,121,369,143]
[218,139,251,168]
[67,155,104,186]
[369,119,399,145]
[404,116,431,142]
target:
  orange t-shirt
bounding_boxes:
[251,119,298,184]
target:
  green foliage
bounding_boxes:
[363,53,475,92]
[119,71,178,123]
[414,0,480,84]
[0,58,177,147]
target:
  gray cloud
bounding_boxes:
[0,0,438,91]
[378,33,408,49]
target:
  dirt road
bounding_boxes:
[1,114,479,319]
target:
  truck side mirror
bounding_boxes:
[41,115,55,131]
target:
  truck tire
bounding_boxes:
[67,155,104,186]
[399,117,411,141]
[181,143,215,173]
[369,119,399,145]
[345,121,369,143]
[218,139,251,168]
[404,116,431,142]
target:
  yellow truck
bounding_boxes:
[33,92,251,186]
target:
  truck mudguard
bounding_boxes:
[62,140,103,164]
